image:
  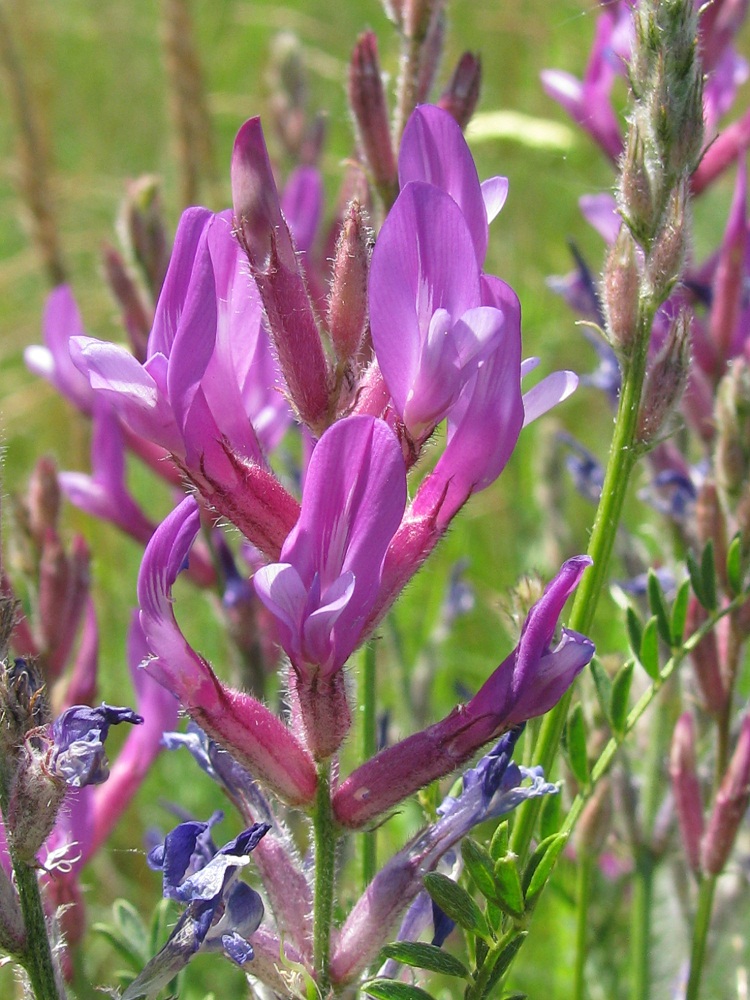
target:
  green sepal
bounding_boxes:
[363,980,437,1000]
[463,838,499,903]
[522,833,567,908]
[646,570,672,645]
[670,578,690,645]
[492,854,525,919]
[727,533,744,597]
[625,605,643,658]
[589,657,613,724]
[379,942,469,980]
[489,821,509,862]
[564,703,589,786]
[610,660,635,735]
[638,617,660,680]
[423,872,490,940]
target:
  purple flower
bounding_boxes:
[333,555,594,829]
[24,285,95,414]
[330,728,556,986]
[253,414,407,757]
[51,703,143,788]
[137,496,318,806]
[121,813,268,999]
[541,2,630,162]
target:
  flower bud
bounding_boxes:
[117,176,170,300]
[669,712,704,872]
[27,457,61,547]
[637,309,691,445]
[618,125,657,245]
[695,480,728,589]
[101,243,151,363]
[0,657,50,760]
[328,199,371,370]
[438,52,481,130]
[602,225,641,353]
[702,713,750,874]
[645,181,688,301]
[348,33,398,204]
[715,359,750,504]
[7,741,66,863]
[686,596,727,717]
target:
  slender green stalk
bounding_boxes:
[10,849,65,1000]
[629,847,655,1000]
[510,305,655,864]
[685,874,718,1000]
[361,643,377,889]
[573,852,594,1000]
[312,760,337,995]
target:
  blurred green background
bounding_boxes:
[1,1,741,997]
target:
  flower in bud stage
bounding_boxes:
[122,812,269,999]
[437,52,481,130]
[669,711,704,873]
[702,712,750,874]
[602,225,641,354]
[637,308,692,446]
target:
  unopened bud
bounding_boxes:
[602,225,641,353]
[404,0,440,39]
[381,0,405,27]
[645,181,688,300]
[618,125,657,246]
[575,778,613,856]
[686,596,727,717]
[669,712,704,872]
[695,480,728,590]
[117,176,170,300]
[27,457,61,548]
[7,741,66,863]
[416,9,445,104]
[0,658,50,757]
[702,713,750,874]
[637,309,691,445]
[348,33,398,204]
[328,199,371,368]
[709,159,747,366]
[715,359,750,503]
[438,52,481,130]
[101,243,151,362]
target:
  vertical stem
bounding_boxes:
[10,849,65,1000]
[630,847,654,1000]
[685,874,717,1000]
[573,852,594,1000]
[510,306,655,863]
[361,644,377,889]
[313,760,337,995]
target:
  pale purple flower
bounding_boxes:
[25,285,95,414]
[122,813,268,999]
[59,399,156,545]
[334,555,594,829]
[137,496,317,805]
[330,728,556,986]
[51,703,143,788]
[254,415,406,678]
[254,415,406,757]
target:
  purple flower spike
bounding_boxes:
[122,814,268,1000]
[333,556,594,829]
[254,415,406,757]
[370,181,510,440]
[330,729,556,986]
[138,497,318,806]
[399,105,499,266]
[51,704,143,788]
[25,285,95,415]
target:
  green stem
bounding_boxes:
[465,928,518,1000]
[510,307,655,864]
[685,874,718,1000]
[361,644,377,890]
[313,761,337,995]
[11,851,65,1000]
[630,846,654,1000]
[573,852,594,1000]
